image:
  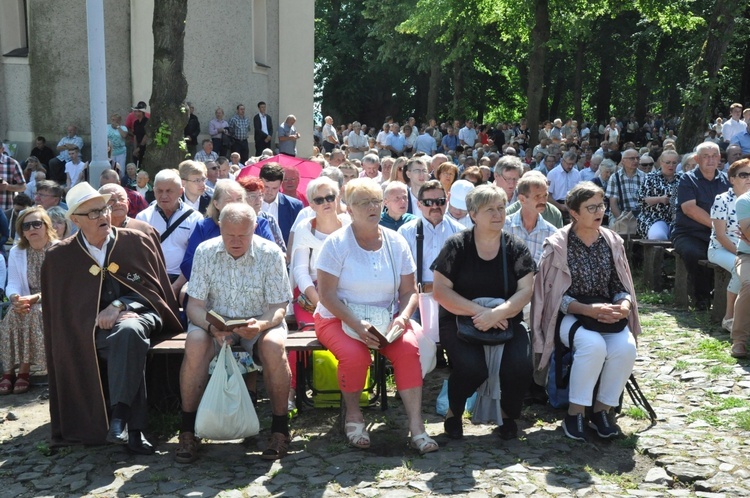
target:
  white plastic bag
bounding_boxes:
[413,325,436,378]
[418,292,440,343]
[195,342,259,440]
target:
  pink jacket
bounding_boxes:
[531,225,641,371]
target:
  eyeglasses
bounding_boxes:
[352,198,383,208]
[312,194,337,205]
[410,169,429,175]
[500,175,519,184]
[639,163,653,168]
[21,220,44,231]
[420,198,447,207]
[736,172,750,179]
[34,192,58,199]
[623,157,639,161]
[183,177,207,184]
[583,203,607,213]
[208,166,219,171]
[73,205,111,220]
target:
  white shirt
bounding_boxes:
[315,226,415,318]
[82,234,108,268]
[258,114,269,135]
[722,118,746,143]
[183,194,201,212]
[262,194,280,222]
[547,165,582,202]
[446,210,473,228]
[458,126,477,147]
[135,201,202,275]
[398,214,465,284]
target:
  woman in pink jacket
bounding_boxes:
[531,182,640,442]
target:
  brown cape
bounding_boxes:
[41,228,181,445]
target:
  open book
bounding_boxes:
[369,325,404,349]
[206,310,250,332]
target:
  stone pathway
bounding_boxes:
[1,304,749,497]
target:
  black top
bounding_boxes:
[431,228,535,318]
[672,167,729,241]
[133,117,149,146]
[565,231,626,301]
[31,145,55,167]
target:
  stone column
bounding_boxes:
[86,0,109,187]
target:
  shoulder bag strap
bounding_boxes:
[416,218,424,288]
[382,230,397,314]
[160,208,195,243]
[501,232,508,294]
[615,171,625,213]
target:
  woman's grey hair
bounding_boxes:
[566,181,605,213]
[599,158,617,173]
[206,179,246,222]
[319,166,344,189]
[47,205,73,237]
[465,184,507,214]
[306,176,340,202]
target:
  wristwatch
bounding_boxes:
[111,299,126,311]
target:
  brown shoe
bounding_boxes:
[731,343,748,358]
[261,432,290,460]
[174,432,200,464]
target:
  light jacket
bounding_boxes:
[531,225,641,371]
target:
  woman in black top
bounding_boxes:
[432,184,535,440]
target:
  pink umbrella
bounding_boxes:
[236,155,323,195]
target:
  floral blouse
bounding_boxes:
[560,231,629,314]
[709,188,739,251]
[636,171,681,238]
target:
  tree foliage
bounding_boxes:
[315,0,749,143]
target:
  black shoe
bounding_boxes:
[499,418,518,440]
[126,432,155,455]
[562,414,587,442]
[106,418,128,445]
[444,416,463,439]
[588,410,620,439]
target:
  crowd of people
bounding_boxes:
[1,99,749,462]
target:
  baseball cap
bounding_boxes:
[449,180,475,210]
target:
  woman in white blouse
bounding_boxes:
[314,178,438,455]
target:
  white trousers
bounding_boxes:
[560,314,637,407]
[707,246,740,294]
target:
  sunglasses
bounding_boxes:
[22,220,44,231]
[312,194,336,205]
[420,198,447,207]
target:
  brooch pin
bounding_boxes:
[107,262,120,274]
[127,273,142,284]
[89,265,101,276]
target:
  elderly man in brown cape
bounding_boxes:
[42,182,181,454]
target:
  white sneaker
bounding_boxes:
[722,318,734,333]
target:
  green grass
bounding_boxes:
[697,338,736,364]
[737,411,750,431]
[673,360,689,371]
[615,433,639,449]
[624,406,649,420]
[584,466,639,489]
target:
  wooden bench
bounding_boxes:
[698,260,731,322]
[630,239,673,292]
[149,321,389,412]
[669,248,691,308]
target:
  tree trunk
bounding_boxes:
[549,59,564,120]
[596,49,613,124]
[143,0,189,177]
[678,0,739,152]
[452,59,463,118]
[739,33,750,106]
[525,0,550,150]
[426,61,441,121]
[573,44,584,124]
[634,39,649,124]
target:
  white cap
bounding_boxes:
[449,180,475,210]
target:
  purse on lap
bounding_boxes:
[573,295,628,333]
[455,234,517,346]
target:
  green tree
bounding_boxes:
[142,0,189,176]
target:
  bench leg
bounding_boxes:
[712,270,731,323]
[643,246,665,292]
[674,252,691,308]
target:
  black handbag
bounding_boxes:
[455,234,516,345]
[573,296,628,333]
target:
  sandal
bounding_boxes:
[731,343,748,358]
[345,422,371,449]
[13,374,29,395]
[261,432,291,460]
[410,432,439,455]
[174,432,200,464]
[0,374,14,395]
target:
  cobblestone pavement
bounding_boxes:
[1,304,749,497]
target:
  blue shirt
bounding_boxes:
[386,132,406,153]
[441,134,459,152]
[379,211,416,232]
[730,130,750,155]
[736,191,750,254]
[672,167,729,242]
